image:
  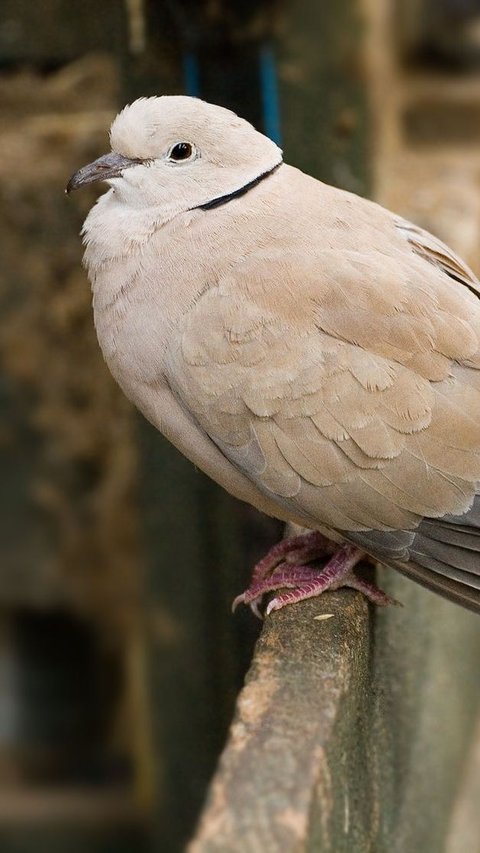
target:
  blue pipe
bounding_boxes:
[259,44,282,145]
[183,52,201,98]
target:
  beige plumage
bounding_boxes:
[67,96,480,614]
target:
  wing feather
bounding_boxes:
[166,191,480,609]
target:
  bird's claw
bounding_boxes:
[232,541,395,616]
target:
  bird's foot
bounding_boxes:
[232,530,334,617]
[233,541,397,618]
[247,530,335,587]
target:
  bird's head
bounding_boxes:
[66,95,283,214]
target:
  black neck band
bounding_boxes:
[194,161,283,211]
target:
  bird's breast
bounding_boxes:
[89,204,264,400]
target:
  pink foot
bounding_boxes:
[249,531,334,586]
[232,531,334,615]
[233,538,397,617]
[342,573,400,608]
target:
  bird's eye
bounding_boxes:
[168,142,194,162]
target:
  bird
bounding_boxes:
[67,95,480,617]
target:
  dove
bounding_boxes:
[67,95,480,616]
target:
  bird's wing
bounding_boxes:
[166,205,480,608]
[394,215,480,296]
[168,228,480,519]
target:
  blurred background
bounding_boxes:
[1,1,480,851]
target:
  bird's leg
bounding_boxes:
[247,530,334,587]
[234,564,324,619]
[232,530,334,615]
[233,541,396,617]
[265,543,361,614]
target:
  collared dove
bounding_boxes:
[67,95,480,616]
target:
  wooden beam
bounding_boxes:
[191,574,480,851]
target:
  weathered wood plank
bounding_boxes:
[191,572,480,852]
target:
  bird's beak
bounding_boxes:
[66,152,141,194]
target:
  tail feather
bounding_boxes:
[411,534,480,575]
[443,503,480,528]
[419,520,480,551]
[388,558,480,613]
[407,549,480,590]
[347,493,480,613]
